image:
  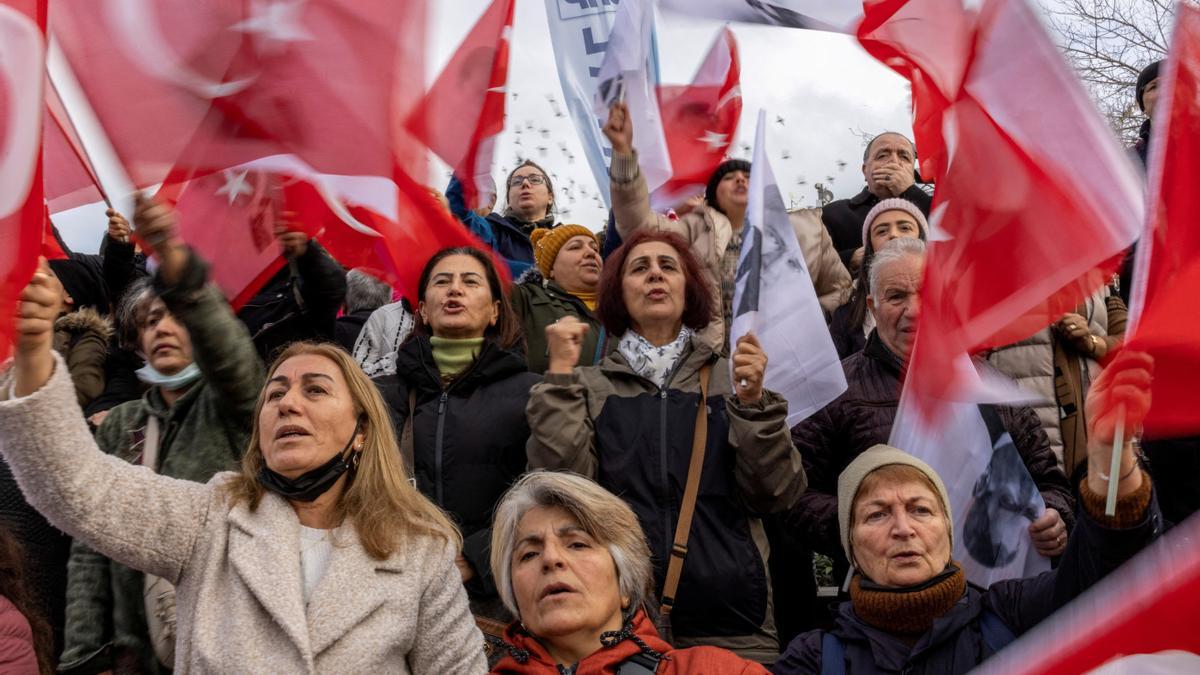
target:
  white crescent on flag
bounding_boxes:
[0,4,44,219]
[108,0,257,99]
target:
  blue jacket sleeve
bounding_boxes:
[446,176,497,248]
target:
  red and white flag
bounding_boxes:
[50,0,425,188]
[1126,2,1200,437]
[406,0,513,211]
[0,0,46,363]
[859,0,1143,411]
[652,27,743,210]
[43,78,104,214]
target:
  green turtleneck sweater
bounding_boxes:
[429,336,485,379]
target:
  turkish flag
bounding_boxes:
[859,0,1143,410]
[43,79,105,214]
[407,0,513,211]
[1125,3,1200,437]
[0,0,46,364]
[51,0,425,188]
[41,205,69,260]
[653,27,742,209]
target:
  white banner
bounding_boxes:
[731,109,847,426]
[890,357,1051,588]
[592,0,672,193]
[657,0,862,33]
[544,0,659,207]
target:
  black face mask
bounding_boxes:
[257,420,362,503]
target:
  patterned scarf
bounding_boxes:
[617,327,693,389]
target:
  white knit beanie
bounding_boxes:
[861,198,929,251]
[837,444,952,566]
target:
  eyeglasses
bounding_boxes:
[508,174,547,188]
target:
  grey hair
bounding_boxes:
[344,269,392,314]
[115,277,157,351]
[490,471,655,619]
[863,132,916,162]
[868,237,926,301]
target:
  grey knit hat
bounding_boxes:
[861,198,929,252]
[837,444,952,566]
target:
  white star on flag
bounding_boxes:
[698,130,730,152]
[216,169,254,205]
[232,0,314,52]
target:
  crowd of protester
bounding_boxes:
[0,60,1188,674]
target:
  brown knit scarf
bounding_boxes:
[850,563,967,639]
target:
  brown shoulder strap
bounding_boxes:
[400,388,417,482]
[659,363,711,619]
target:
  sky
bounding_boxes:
[54,1,939,252]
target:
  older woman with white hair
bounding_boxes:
[488,471,769,674]
[775,349,1161,675]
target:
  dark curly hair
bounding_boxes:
[596,229,715,337]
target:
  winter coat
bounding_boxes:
[333,307,373,354]
[0,595,37,674]
[447,176,555,279]
[352,299,416,378]
[526,333,807,663]
[511,269,608,374]
[100,236,149,306]
[237,240,348,363]
[490,609,769,674]
[785,331,1075,569]
[772,484,1162,674]
[60,251,264,675]
[1120,118,1152,305]
[374,336,541,601]
[609,158,851,350]
[53,307,114,409]
[820,186,932,270]
[0,358,488,675]
[984,290,1125,473]
[82,345,146,420]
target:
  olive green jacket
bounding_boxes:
[511,269,609,374]
[60,251,263,674]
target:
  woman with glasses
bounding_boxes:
[446,160,563,278]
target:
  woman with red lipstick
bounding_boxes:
[489,471,768,674]
[374,246,540,637]
[774,350,1161,674]
[527,229,806,664]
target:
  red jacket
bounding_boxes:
[490,610,769,674]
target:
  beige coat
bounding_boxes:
[610,166,851,348]
[0,356,487,674]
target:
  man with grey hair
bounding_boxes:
[334,269,392,353]
[785,238,1074,589]
[821,132,932,273]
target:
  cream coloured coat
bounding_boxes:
[0,355,487,674]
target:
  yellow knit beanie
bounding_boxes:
[531,225,597,277]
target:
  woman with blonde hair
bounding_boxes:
[1,254,487,672]
[488,471,768,674]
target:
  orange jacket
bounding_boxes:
[490,610,769,674]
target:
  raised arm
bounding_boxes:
[134,196,265,428]
[727,334,807,514]
[525,317,598,475]
[603,102,680,241]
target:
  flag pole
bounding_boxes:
[1105,403,1125,516]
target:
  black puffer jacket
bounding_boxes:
[773,489,1162,674]
[786,332,1075,565]
[374,336,540,598]
[821,186,932,270]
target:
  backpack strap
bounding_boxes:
[820,631,846,675]
[979,608,1017,654]
[658,363,711,620]
[615,651,661,674]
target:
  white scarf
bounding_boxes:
[617,327,693,389]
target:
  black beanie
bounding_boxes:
[1137,60,1162,112]
[704,159,751,215]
